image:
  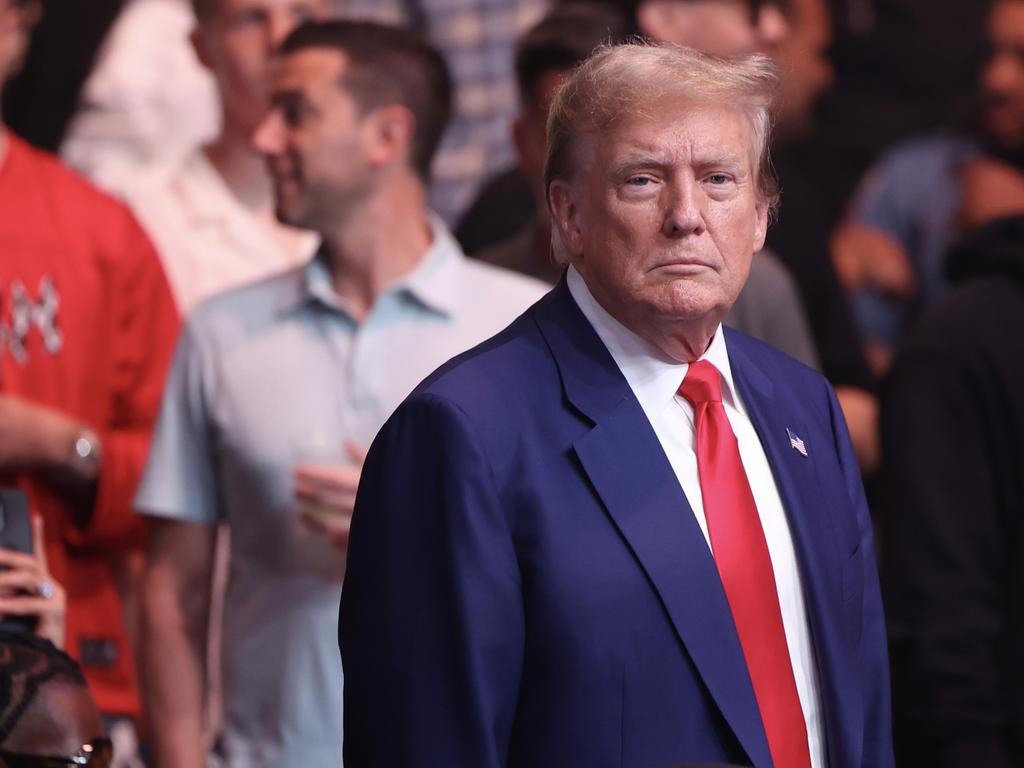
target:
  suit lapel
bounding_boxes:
[725,333,845,608]
[533,283,772,768]
[726,331,859,768]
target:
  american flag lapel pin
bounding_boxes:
[786,428,808,457]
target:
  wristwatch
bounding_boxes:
[69,427,102,482]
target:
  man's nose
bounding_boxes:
[983,50,1024,97]
[662,178,706,237]
[252,110,285,156]
[268,11,297,50]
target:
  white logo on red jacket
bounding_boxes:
[1,277,63,363]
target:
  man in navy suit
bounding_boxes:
[340,42,893,768]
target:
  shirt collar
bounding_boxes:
[397,212,463,317]
[566,265,744,415]
[291,211,463,319]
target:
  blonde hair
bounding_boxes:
[545,41,781,219]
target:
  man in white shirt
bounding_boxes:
[136,20,545,767]
[341,42,893,768]
[124,0,328,314]
[61,0,221,196]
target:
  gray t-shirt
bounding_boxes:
[135,220,546,767]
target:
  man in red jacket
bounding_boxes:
[0,0,178,734]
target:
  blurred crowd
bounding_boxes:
[0,0,1020,766]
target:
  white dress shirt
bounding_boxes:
[567,266,826,768]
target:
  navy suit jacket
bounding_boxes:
[340,279,893,768]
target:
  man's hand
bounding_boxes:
[0,516,67,648]
[835,385,880,474]
[831,224,917,300]
[293,441,367,550]
[0,394,81,474]
[959,156,1024,230]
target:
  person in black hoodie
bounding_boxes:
[880,210,1024,767]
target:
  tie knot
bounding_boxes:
[678,359,723,406]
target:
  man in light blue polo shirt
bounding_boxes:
[134,20,546,768]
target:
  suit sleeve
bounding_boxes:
[880,345,1013,767]
[340,392,525,767]
[64,208,179,549]
[825,381,895,768]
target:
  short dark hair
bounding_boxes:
[279,20,453,182]
[515,2,635,108]
[191,0,212,21]
[0,631,88,745]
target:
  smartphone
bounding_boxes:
[0,488,38,634]
[0,489,32,554]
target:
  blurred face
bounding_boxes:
[771,0,832,137]
[551,100,767,355]
[0,0,37,89]
[194,0,328,133]
[254,48,379,231]
[982,0,1024,151]
[639,0,788,55]
[514,69,570,209]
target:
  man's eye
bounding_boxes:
[282,104,307,126]
[626,176,653,187]
[232,8,267,27]
[291,4,315,23]
[706,174,731,185]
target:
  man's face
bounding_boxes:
[195,0,328,133]
[515,69,570,210]
[982,1,1024,151]
[552,100,767,346]
[254,48,377,231]
[772,0,832,137]
[638,0,788,55]
[0,0,37,89]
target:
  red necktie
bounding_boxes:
[679,360,811,768]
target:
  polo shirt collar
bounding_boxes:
[292,211,462,319]
[397,212,462,318]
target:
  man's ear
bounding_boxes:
[548,178,585,259]
[753,199,769,252]
[512,117,528,173]
[365,104,415,171]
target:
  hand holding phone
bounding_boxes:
[0,490,66,647]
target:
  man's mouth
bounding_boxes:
[651,256,714,272]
